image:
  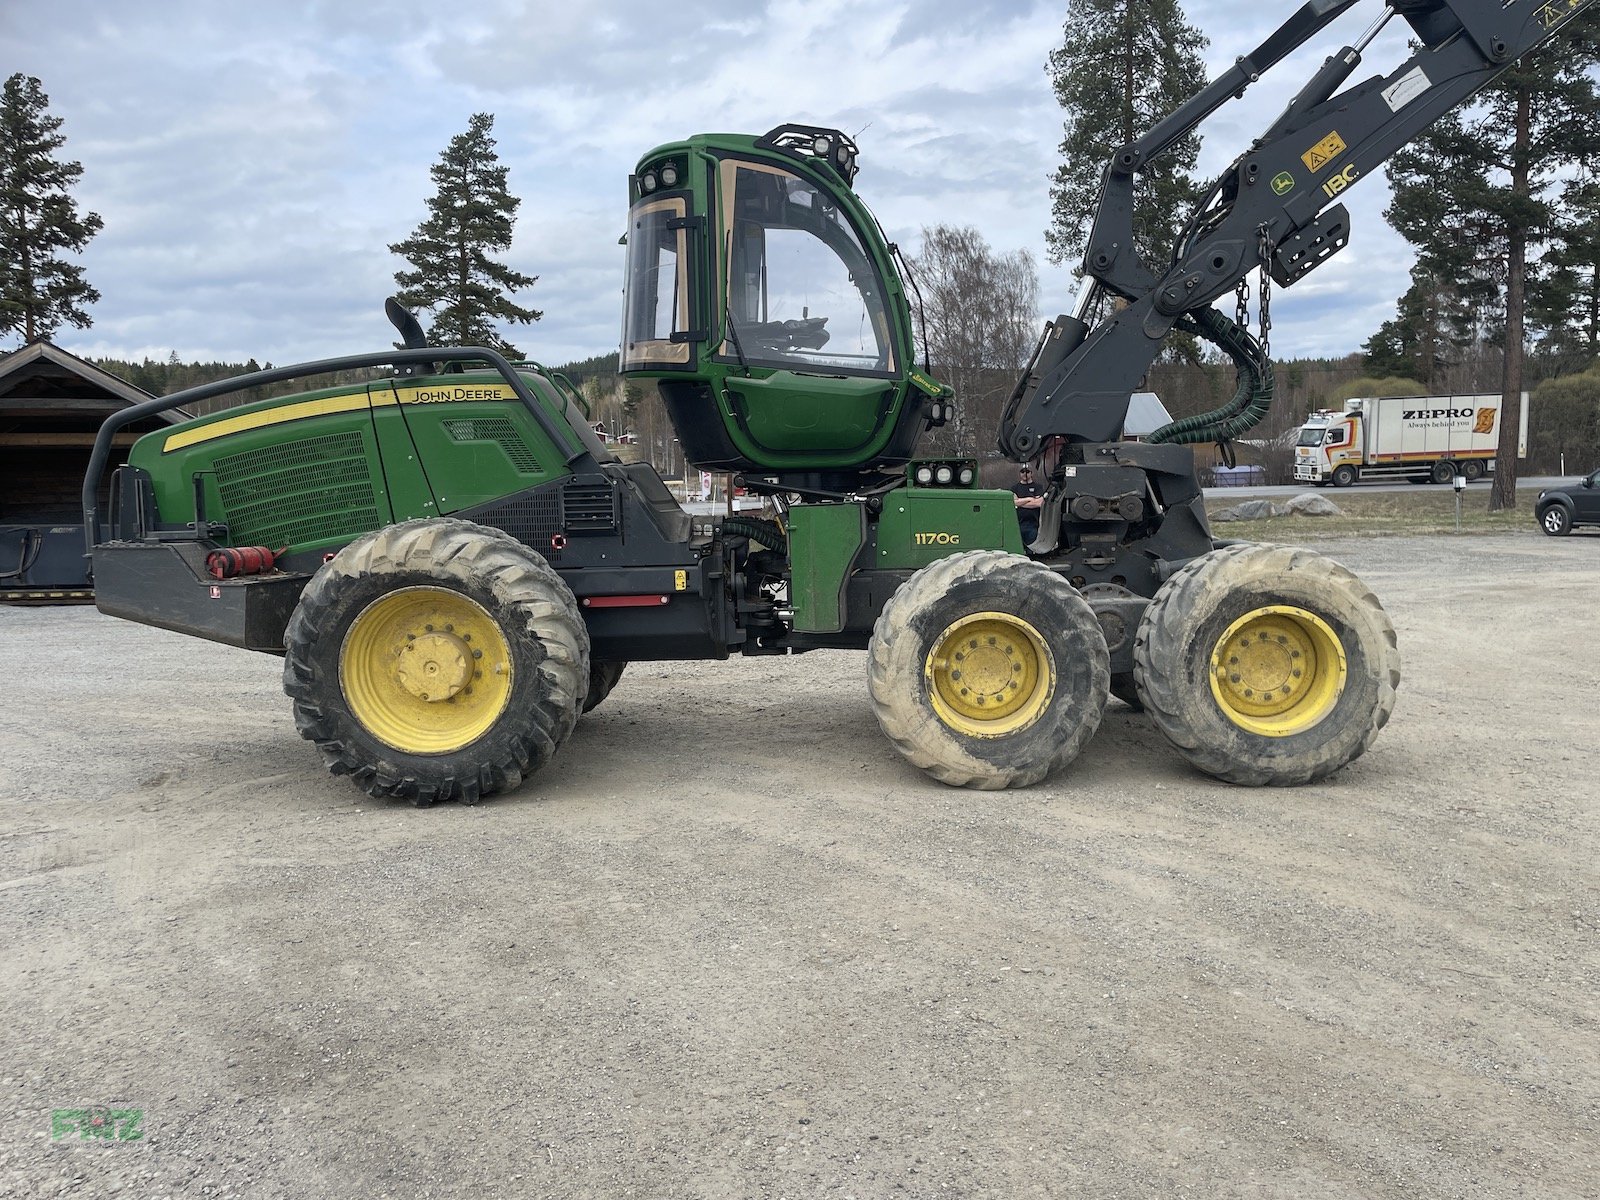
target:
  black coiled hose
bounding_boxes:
[722,517,787,553]
[1144,306,1276,446]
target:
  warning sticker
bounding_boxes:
[1382,66,1430,112]
[1301,131,1347,173]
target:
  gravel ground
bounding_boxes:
[1,532,1596,1199]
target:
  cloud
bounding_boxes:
[5,0,1418,369]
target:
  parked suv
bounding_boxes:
[1535,469,1600,536]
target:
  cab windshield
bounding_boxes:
[1296,426,1327,447]
[718,158,895,376]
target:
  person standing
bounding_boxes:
[1011,466,1044,547]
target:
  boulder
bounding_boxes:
[1211,499,1283,522]
[1283,492,1342,516]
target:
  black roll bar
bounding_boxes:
[82,346,603,557]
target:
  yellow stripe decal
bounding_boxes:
[161,383,520,452]
[162,394,372,452]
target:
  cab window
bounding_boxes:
[621,196,692,368]
[717,159,895,376]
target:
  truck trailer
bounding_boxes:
[1293,393,1529,487]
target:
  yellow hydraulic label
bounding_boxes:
[1301,131,1347,173]
[1536,0,1589,29]
[674,570,687,592]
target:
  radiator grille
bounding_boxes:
[212,431,381,547]
[441,417,541,474]
[475,494,564,560]
[562,482,619,534]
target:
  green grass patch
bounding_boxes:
[1205,485,1538,538]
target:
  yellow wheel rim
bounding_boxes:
[925,611,1055,738]
[340,586,513,755]
[1208,604,1346,737]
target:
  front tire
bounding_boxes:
[283,519,589,804]
[1132,543,1399,786]
[1540,504,1573,536]
[867,551,1109,789]
[1331,465,1357,488]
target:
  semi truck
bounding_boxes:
[1293,393,1529,486]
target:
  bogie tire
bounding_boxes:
[1132,543,1400,786]
[1431,460,1455,485]
[1539,504,1572,536]
[1331,465,1357,487]
[1110,673,1144,712]
[867,551,1109,789]
[283,518,589,804]
[583,661,628,714]
[1462,459,1485,482]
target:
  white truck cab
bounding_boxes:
[1293,394,1525,487]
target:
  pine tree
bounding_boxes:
[1045,0,1207,269]
[1530,176,1600,367]
[1385,27,1600,510]
[0,74,102,345]
[1362,266,1475,388]
[389,113,540,358]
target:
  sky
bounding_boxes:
[4,0,1428,370]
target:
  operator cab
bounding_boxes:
[620,125,940,489]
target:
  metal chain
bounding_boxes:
[1234,272,1250,331]
[1256,225,1275,362]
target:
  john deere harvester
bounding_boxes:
[85,0,1589,803]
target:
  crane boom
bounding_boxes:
[999,0,1596,458]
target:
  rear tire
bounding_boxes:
[1431,460,1455,485]
[867,551,1109,789]
[283,519,589,804]
[1462,459,1485,482]
[1132,543,1399,786]
[582,661,628,713]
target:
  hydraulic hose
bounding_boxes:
[722,517,787,553]
[1144,306,1275,446]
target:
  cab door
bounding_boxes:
[713,157,903,462]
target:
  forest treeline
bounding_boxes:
[93,333,1597,486]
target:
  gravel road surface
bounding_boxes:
[2,532,1596,1199]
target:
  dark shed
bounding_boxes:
[1,342,184,602]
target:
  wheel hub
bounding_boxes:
[394,631,473,701]
[925,611,1055,738]
[339,587,513,754]
[1208,604,1346,737]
